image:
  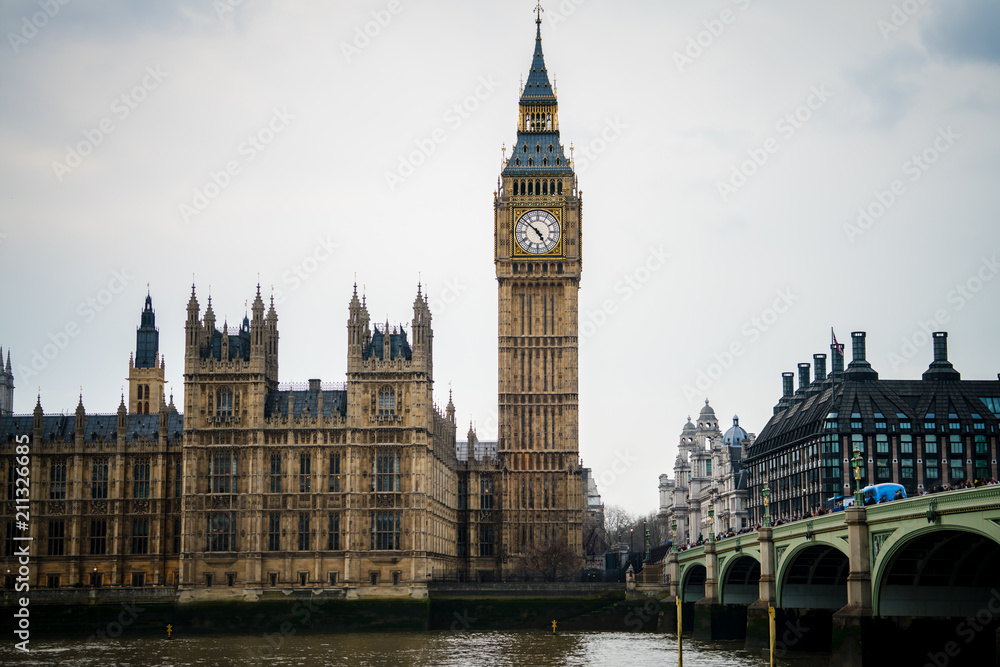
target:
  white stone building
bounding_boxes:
[658,400,754,547]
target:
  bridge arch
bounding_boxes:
[680,563,706,602]
[720,553,761,605]
[776,541,850,610]
[874,525,1000,617]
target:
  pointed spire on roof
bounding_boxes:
[522,3,555,102]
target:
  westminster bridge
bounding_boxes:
[660,486,1000,666]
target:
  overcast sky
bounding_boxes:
[2,0,999,515]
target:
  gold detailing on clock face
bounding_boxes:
[514,209,561,255]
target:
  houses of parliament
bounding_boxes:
[0,13,586,595]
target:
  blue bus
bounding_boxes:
[861,483,907,504]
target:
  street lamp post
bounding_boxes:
[708,502,715,542]
[762,482,771,528]
[851,447,864,506]
[629,527,634,566]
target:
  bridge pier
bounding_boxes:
[657,551,680,633]
[687,541,750,641]
[745,526,776,650]
[831,506,872,667]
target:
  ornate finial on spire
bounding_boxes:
[535,1,544,23]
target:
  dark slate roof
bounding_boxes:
[503,132,573,176]
[264,389,347,420]
[746,377,1000,461]
[363,326,412,362]
[522,21,555,101]
[0,413,184,444]
[201,322,251,362]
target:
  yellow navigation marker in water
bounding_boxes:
[166,624,173,640]
[551,620,557,635]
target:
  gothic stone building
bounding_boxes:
[1,15,587,592]
[1,285,472,594]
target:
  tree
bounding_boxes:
[603,504,638,548]
[583,511,606,556]
[519,539,580,581]
[645,511,666,548]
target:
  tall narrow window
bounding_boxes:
[217,387,233,418]
[132,518,149,554]
[479,525,495,557]
[329,453,341,492]
[91,459,108,499]
[267,513,281,551]
[299,453,311,492]
[49,460,66,500]
[210,451,235,494]
[90,520,107,555]
[298,513,311,551]
[269,453,281,493]
[374,451,400,492]
[480,477,494,510]
[133,458,150,499]
[328,513,340,550]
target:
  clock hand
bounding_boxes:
[529,224,545,242]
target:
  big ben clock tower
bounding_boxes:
[495,6,583,569]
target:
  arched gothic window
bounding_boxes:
[378,387,396,417]
[217,387,233,418]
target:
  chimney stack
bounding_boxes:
[782,372,795,398]
[844,331,878,379]
[814,354,827,382]
[923,331,960,381]
[851,332,867,362]
[798,363,811,392]
[933,332,948,363]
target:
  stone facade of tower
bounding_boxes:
[658,401,753,547]
[0,346,12,416]
[128,293,166,415]
[494,15,583,570]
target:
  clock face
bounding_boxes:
[515,210,560,255]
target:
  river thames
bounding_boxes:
[1,631,831,666]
